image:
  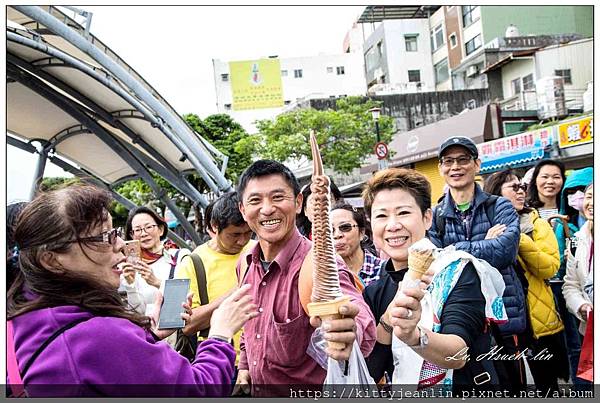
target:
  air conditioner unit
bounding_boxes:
[466,65,479,77]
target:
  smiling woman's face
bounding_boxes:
[370,188,432,269]
[500,175,526,212]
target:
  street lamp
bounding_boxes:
[368,107,389,170]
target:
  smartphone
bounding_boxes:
[158,279,190,329]
[124,240,141,263]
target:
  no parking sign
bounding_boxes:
[374,142,389,160]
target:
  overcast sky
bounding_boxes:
[6,5,366,202]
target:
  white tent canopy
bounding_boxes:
[7,6,230,246]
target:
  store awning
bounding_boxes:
[361,104,495,173]
[479,146,546,173]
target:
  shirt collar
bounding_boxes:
[244,228,304,272]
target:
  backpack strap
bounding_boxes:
[433,203,446,246]
[187,253,209,338]
[20,317,91,379]
[237,256,250,287]
[168,249,181,279]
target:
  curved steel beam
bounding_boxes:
[8,135,189,247]
[7,29,222,194]
[13,6,233,193]
[8,64,202,246]
[8,53,208,206]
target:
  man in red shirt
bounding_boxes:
[233,160,376,396]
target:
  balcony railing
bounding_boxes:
[499,88,586,111]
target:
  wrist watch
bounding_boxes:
[409,325,429,350]
[209,334,232,344]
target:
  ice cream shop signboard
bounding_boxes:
[478,128,555,174]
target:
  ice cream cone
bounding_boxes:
[407,249,434,281]
[307,295,351,350]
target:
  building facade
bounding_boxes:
[213,52,366,132]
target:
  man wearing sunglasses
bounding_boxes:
[428,136,526,393]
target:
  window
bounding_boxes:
[336,66,345,75]
[449,33,457,48]
[365,46,378,71]
[405,34,418,52]
[555,69,572,84]
[522,74,534,91]
[281,70,288,77]
[221,73,229,82]
[377,41,383,57]
[294,69,303,78]
[326,67,333,73]
[434,58,449,84]
[512,78,521,95]
[465,34,482,55]
[462,5,480,27]
[430,24,444,51]
[408,70,421,82]
[224,103,231,110]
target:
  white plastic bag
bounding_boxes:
[323,340,376,386]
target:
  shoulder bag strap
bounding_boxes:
[7,320,25,397]
[168,249,181,279]
[188,253,209,338]
[21,317,91,379]
[237,257,249,287]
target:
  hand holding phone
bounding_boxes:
[158,279,191,329]
[124,240,141,263]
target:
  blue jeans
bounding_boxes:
[551,281,589,387]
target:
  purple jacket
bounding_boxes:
[10,304,235,397]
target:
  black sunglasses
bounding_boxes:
[504,183,528,193]
[334,223,359,233]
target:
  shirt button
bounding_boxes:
[261,281,267,286]
[256,334,261,339]
[286,318,291,323]
[252,361,257,366]
[258,307,264,313]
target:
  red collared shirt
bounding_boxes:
[237,229,376,393]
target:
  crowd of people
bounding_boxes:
[6,136,594,397]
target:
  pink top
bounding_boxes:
[237,229,376,395]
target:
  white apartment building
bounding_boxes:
[363,19,439,95]
[213,52,366,132]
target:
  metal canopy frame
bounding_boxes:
[7,135,190,248]
[6,5,237,247]
[357,6,441,23]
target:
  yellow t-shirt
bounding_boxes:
[175,240,255,363]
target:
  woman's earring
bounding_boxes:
[361,234,369,242]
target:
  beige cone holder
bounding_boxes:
[307,295,351,350]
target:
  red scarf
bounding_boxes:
[141,240,179,265]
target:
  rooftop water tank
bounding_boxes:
[505,24,520,38]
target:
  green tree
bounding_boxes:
[183,113,252,186]
[244,97,394,174]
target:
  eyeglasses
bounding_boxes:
[439,155,474,167]
[73,228,123,246]
[131,224,159,236]
[334,223,359,233]
[503,183,528,193]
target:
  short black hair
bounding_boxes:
[125,206,168,241]
[202,198,217,234]
[237,160,301,200]
[210,192,246,232]
[527,160,566,209]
